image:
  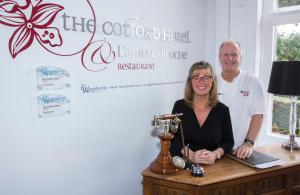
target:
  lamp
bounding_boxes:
[268,61,300,150]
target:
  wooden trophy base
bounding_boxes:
[149,133,179,174]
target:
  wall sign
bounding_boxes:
[37,94,71,118]
[36,66,70,90]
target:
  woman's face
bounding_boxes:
[191,68,213,97]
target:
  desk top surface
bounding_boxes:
[142,143,300,186]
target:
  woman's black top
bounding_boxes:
[170,99,234,157]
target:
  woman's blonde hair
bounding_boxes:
[184,61,219,108]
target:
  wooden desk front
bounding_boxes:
[142,144,300,195]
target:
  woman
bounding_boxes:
[170,61,234,165]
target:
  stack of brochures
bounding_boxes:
[227,150,285,169]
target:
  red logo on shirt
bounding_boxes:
[240,90,249,96]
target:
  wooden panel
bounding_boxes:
[253,175,286,194]
[292,184,300,195]
[206,184,246,195]
[293,170,300,185]
[259,190,288,195]
[143,176,195,195]
[153,184,188,195]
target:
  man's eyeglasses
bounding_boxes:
[191,75,212,82]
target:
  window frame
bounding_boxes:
[261,0,300,139]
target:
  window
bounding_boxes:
[277,0,300,8]
[272,23,300,136]
[261,0,300,138]
[276,23,300,61]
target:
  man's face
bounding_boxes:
[219,42,241,74]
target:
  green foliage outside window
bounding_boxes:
[272,96,300,136]
[276,32,300,61]
[278,0,300,8]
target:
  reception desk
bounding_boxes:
[142,144,300,195]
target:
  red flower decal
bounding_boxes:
[0,0,64,58]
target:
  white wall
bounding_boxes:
[207,0,262,75]
[0,0,206,195]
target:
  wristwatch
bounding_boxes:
[244,138,255,146]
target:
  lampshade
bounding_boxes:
[268,61,300,96]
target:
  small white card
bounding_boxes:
[37,94,71,118]
[36,66,70,90]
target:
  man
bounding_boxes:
[217,40,265,159]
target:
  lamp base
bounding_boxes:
[282,134,300,150]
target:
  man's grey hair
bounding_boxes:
[219,40,242,56]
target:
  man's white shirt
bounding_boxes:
[217,71,266,149]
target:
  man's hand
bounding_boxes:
[232,142,253,159]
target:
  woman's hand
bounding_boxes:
[191,149,218,165]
